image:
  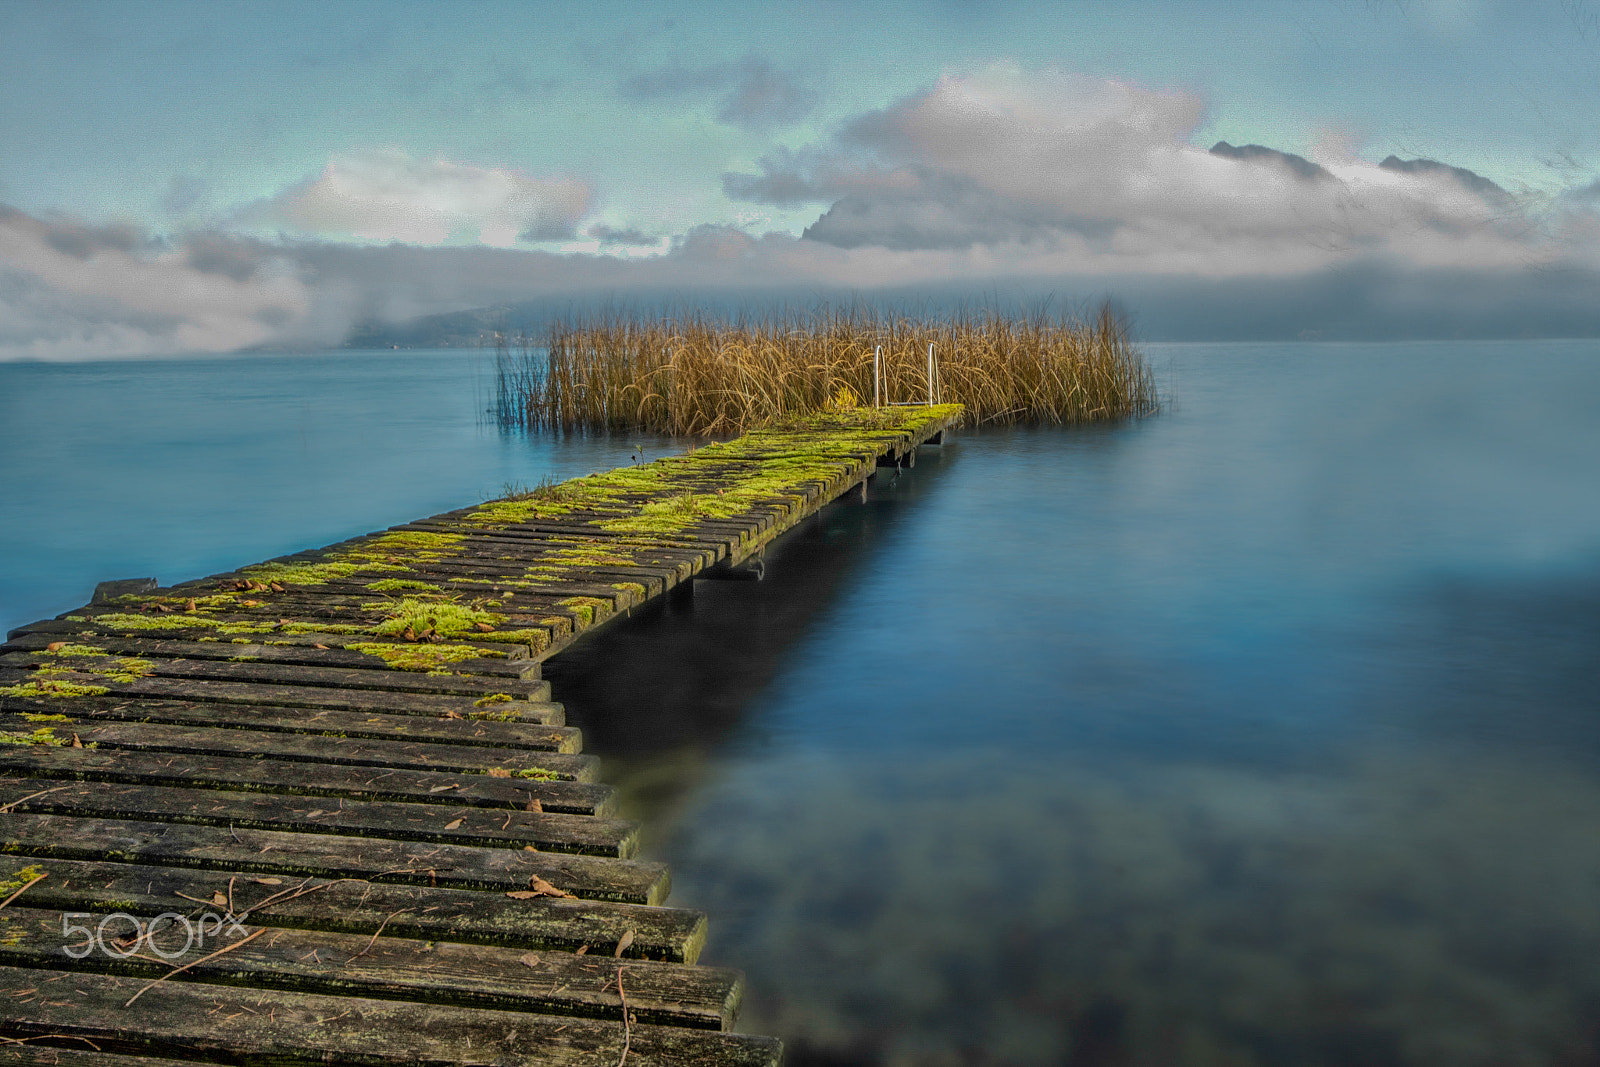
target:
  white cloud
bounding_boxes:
[0,206,312,359]
[239,150,592,247]
[7,66,1600,359]
[728,64,1571,277]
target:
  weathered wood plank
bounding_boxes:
[0,719,598,780]
[0,696,576,749]
[0,631,539,679]
[0,671,562,724]
[0,1049,199,1067]
[0,652,550,702]
[0,966,783,1066]
[0,778,638,857]
[0,747,615,816]
[0,654,552,702]
[2,858,707,961]
[0,813,669,904]
[5,616,557,660]
[0,906,739,1029]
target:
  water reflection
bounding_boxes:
[670,750,1600,1065]
[545,342,1600,1064]
[545,448,950,827]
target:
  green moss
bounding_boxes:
[364,578,443,593]
[21,713,72,723]
[1,680,108,700]
[0,726,72,744]
[466,477,583,527]
[87,612,221,632]
[482,766,560,780]
[344,531,464,562]
[103,657,155,683]
[0,866,47,896]
[241,560,364,586]
[556,596,611,627]
[45,643,108,658]
[347,641,497,673]
[466,628,551,650]
[369,598,504,639]
[472,693,514,707]
[467,708,521,722]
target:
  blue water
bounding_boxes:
[0,350,676,634]
[5,342,1600,1064]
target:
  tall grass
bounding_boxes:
[493,301,1158,435]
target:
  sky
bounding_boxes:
[3,0,1600,357]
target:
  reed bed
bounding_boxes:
[493,301,1158,435]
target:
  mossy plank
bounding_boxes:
[6,616,554,660]
[4,858,706,961]
[0,777,637,857]
[0,717,598,780]
[0,670,561,723]
[0,905,738,1029]
[0,698,574,749]
[0,812,669,903]
[49,596,602,643]
[0,746,615,815]
[317,569,670,603]
[232,585,635,626]
[1,631,538,678]
[408,516,740,553]
[0,966,782,1066]
[0,653,551,701]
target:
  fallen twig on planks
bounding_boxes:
[124,928,266,1007]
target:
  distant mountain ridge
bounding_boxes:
[340,305,516,349]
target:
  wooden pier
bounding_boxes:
[0,406,959,1067]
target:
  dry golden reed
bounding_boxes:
[494,301,1158,436]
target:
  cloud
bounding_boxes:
[722,146,919,205]
[0,206,312,359]
[239,150,591,247]
[622,56,817,130]
[159,175,213,219]
[727,65,1558,275]
[586,223,660,247]
[8,65,1600,359]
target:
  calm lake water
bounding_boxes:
[5,342,1600,1065]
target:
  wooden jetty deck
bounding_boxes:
[0,406,960,1067]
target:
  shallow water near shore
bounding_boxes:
[5,340,1600,1065]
